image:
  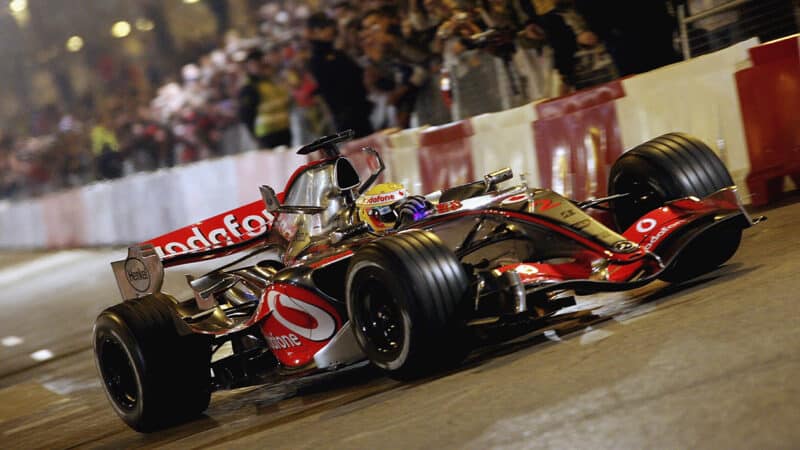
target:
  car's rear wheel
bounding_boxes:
[608,132,742,281]
[93,294,212,432]
[346,230,469,379]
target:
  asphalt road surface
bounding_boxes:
[1,195,798,450]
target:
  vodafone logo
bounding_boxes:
[266,291,336,342]
[153,210,274,258]
[636,218,657,233]
[362,190,406,205]
[502,194,528,205]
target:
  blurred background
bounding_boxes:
[0,0,797,202]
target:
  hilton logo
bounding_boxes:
[124,258,151,292]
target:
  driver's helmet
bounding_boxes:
[356,182,407,232]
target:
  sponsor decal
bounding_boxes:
[502,194,529,205]
[124,258,150,292]
[643,222,683,251]
[436,200,462,213]
[363,190,406,205]
[152,209,274,258]
[636,218,658,233]
[265,332,302,349]
[560,208,576,219]
[515,264,539,275]
[532,198,561,211]
[266,290,336,342]
[571,219,591,230]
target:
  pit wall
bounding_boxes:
[2,36,797,249]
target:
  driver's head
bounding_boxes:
[356,182,407,232]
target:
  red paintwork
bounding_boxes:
[462,189,745,286]
[495,261,594,284]
[424,208,646,263]
[142,199,273,263]
[622,190,740,250]
[141,158,336,265]
[258,283,343,368]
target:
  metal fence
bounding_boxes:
[678,0,800,59]
[438,0,800,122]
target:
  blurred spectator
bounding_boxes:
[5,0,795,203]
[332,1,361,56]
[237,48,292,149]
[306,12,374,137]
[519,1,599,91]
[361,5,430,129]
[286,41,334,146]
[574,0,680,76]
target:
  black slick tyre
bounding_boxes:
[609,132,742,281]
[346,229,469,379]
[93,294,212,432]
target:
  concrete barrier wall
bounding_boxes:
[1,36,786,249]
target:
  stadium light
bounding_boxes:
[66,36,84,52]
[8,0,27,13]
[111,21,131,38]
[135,18,155,31]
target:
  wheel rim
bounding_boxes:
[98,336,139,411]
[353,273,405,361]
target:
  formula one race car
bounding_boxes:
[93,130,760,431]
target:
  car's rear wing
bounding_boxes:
[111,196,279,300]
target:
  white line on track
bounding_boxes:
[30,349,54,361]
[579,326,614,345]
[1,335,23,347]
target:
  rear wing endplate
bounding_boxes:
[111,244,165,300]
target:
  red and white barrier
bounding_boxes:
[617,39,757,198]
[735,35,800,206]
[2,35,796,249]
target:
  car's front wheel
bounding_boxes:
[346,230,470,379]
[609,132,742,282]
[93,294,212,432]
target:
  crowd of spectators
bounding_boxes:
[2,0,754,201]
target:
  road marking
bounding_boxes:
[579,327,614,345]
[1,336,23,347]
[30,349,54,361]
[613,303,657,324]
[42,379,101,396]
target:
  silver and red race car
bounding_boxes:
[93,130,761,431]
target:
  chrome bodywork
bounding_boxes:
[312,322,364,369]
[111,244,164,301]
[275,159,360,263]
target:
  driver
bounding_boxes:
[356,183,434,232]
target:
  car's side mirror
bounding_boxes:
[335,157,360,192]
[260,185,281,213]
